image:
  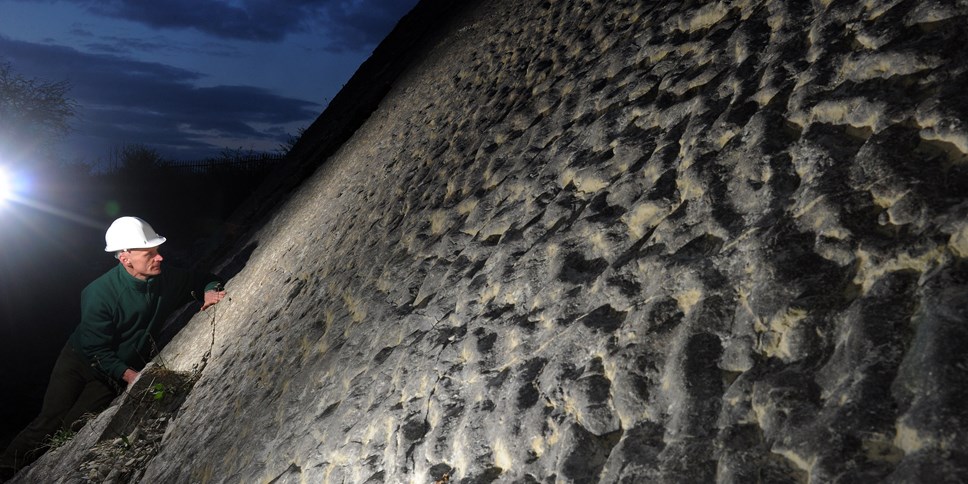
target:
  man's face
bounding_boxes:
[120,247,163,280]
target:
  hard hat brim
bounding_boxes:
[104,236,167,252]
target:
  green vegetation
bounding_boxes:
[149,383,168,401]
[45,428,76,451]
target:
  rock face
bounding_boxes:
[14,365,197,483]
[18,0,968,482]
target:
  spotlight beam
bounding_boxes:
[4,193,104,229]
[0,167,12,203]
[0,165,103,229]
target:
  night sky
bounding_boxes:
[0,0,420,163]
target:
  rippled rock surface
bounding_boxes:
[19,0,968,482]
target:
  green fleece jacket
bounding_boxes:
[67,264,221,382]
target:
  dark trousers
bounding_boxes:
[0,344,118,471]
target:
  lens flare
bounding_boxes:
[0,166,12,204]
[0,165,103,228]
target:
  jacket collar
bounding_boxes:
[113,263,158,292]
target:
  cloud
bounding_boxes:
[83,36,177,55]
[316,0,421,51]
[81,34,241,58]
[57,0,418,50]
[83,0,301,42]
[0,36,320,161]
[69,27,95,37]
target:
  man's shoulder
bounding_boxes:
[82,265,123,296]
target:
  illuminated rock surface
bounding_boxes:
[16,0,968,482]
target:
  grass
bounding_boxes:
[46,428,76,451]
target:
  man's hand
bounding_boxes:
[122,368,140,388]
[201,290,227,311]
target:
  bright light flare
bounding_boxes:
[0,164,32,207]
[0,166,13,204]
[0,165,103,228]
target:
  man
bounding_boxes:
[0,216,226,477]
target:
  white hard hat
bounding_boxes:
[104,216,166,252]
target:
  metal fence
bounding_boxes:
[166,152,287,174]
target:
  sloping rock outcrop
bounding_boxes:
[14,365,197,483]
[16,0,968,482]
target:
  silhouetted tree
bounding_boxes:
[278,126,307,155]
[113,144,165,174]
[0,62,76,166]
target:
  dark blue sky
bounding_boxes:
[0,0,420,164]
